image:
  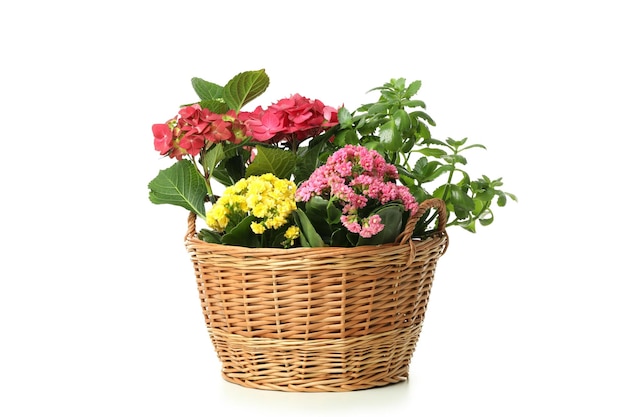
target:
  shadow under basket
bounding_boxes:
[184,198,449,392]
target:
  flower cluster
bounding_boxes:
[240,93,339,146]
[153,94,339,161]
[296,145,418,238]
[153,105,247,160]
[206,174,300,247]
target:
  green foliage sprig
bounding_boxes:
[333,78,517,235]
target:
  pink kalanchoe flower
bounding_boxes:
[296,145,419,238]
[359,214,384,238]
[341,214,362,234]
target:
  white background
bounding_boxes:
[1,1,624,416]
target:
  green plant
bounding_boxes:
[148,69,516,248]
[334,77,517,234]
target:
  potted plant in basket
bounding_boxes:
[148,69,516,392]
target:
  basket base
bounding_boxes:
[210,326,421,392]
[220,370,410,392]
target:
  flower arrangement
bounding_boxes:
[148,69,516,248]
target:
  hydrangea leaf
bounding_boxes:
[224,69,270,112]
[191,77,224,101]
[148,160,207,218]
[198,99,229,114]
[245,146,296,179]
[202,143,225,179]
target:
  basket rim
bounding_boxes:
[186,232,446,254]
[185,198,448,254]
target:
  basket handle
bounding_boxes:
[186,211,197,241]
[395,198,448,245]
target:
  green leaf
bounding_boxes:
[330,228,351,247]
[446,137,468,148]
[449,184,475,218]
[337,106,353,127]
[460,143,487,152]
[202,143,225,179]
[245,146,296,179]
[293,209,325,247]
[211,164,235,187]
[461,218,477,233]
[367,102,391,115]
[478,209,494,226]
[404,99,426,108]
[475,186,495,202]
[298,197,341,243]
[443,154,468,165]
[224,69,270,112]
[221,216,260,247]
[191,77,223,101]
[472,199,484,215]
[224,154,246,183]
[356,204,405,246]
[421,165,453,183]
[198,228,222,244]
[422,137,447,147]
[293,127,337,183]
[148,160,207,218]
[497,192,507,206]
[418,122,432,140]
[401,136,417,153]
[379,119,402,151]
[306,196,341,225]
[412,110,436,126]
[332,128,359,148]
[418,148,448,158]
[405,80,422,98]
[198,99,229,114]
[392,109,411,132]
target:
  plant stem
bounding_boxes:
[441,162,456,203]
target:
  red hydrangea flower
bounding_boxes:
[153,123,174,156]
[152,105,244,159]
[239,94,338,147]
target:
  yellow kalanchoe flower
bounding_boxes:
[251,201,269,218]
[206,173,298,237]
[250,222,266,234]
[206,204,230,232]
[282,225,300,247]
[284,225,299,240]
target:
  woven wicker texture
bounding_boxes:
[185,198,449,392]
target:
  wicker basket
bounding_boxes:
[184,198,449,392]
